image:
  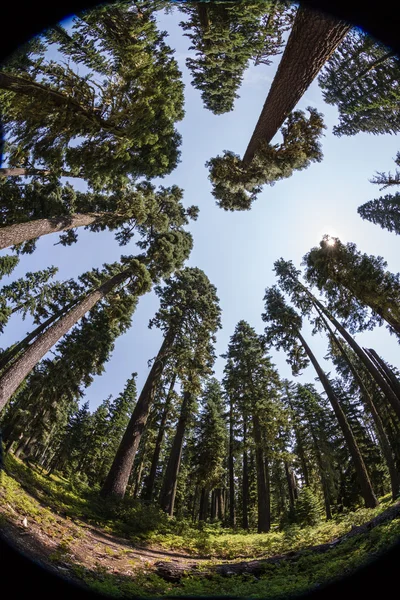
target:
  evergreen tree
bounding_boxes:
[178,0,294,114]
[0,179,198,253]
[262,286,378,508]
[0,1,185,186]
[0,255,19,280]
[101,267,221,500]
[358,193,400,236]
[318,28,400,136]
[303,236,400,338]
[206,3,349,210]
[194,378,227,520]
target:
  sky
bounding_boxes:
[1,2,399,413]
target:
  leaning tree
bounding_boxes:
[262,286,378,508]
[206,3,350,210]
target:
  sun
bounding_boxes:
[326,237,336,246]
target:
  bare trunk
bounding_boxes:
[242,420,249,530]
[319,310,400,499]
[242,6,350,165]
[253,414,270,533]
[0,168,75,178]
[228,396,236,528]
[0,213,109,250]
[297,330,378,508]
[365,348,400,400]
[0,268,132,412]
[159,390,191,516]
[285,461,296,509]
[142,374,176,502]
[101,330,175,499]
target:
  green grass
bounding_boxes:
[1,453,400,598]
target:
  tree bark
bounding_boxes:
[159,390,191,516]
[297,330,378,508]
[228,395,236,528]
[284,461,296,509]
[252,413,270,533]
[0,298,80,373]
[242,5,350,165]
[242,419,249,529]
[141,374,177,502]
[0,168,76,178]
[365,348,400,400]
[0,268,133,412]
[100,329,175,499]
[0,213,111,250]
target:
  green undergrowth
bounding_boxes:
[1,454,400,597]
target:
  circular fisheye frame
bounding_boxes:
[0,1,400,599]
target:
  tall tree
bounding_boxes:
[303,236,400,337]
[206,3,350,210]
[101,267,221,500]
[358,193,400,236]
[0,179,198,253]
[0,1,185,186]
[262,286,378,508]
[318,28,400,136]
[222,320,283,532]
[178,0,294,114]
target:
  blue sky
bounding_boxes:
[1,4,399,411]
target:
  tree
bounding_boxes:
[262,286,378,508]
[178,1,294,114]
[206,3,350,210]
[0,1,185,186]
[303,236,400,337]
[101,267,221,500]
[318,28,400,136]
[358,193,400,236]
[0,179,198,253]
[369,152,400,190]
[193,378,227,520]
[222,320,283,532]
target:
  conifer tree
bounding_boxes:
[318,28,400,136]
[206,4,349,210]
[303,236,400,338]
[0,1,185,185]
[262,287,378,508]
[0,179,197,253]
[101,267,221,500]
[358,193,400,236]
[178,0,294,114]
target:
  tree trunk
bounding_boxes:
[297,330,378,508]
[252,414,270,533]
[319,311,400,499]
[365,348,400,400]
[242,420,249,530]
[311,428,332,521]
[242,5,350,165]
[199,487,209,521]
[159,390,191,516]
[284,461,296,509]
[228,396,236,528]
[0,298,80,373]
[100,330,175,499]
[0,267,134,412]
[142,374,176,502]
[308,296,400,419]
[0,213,112,250]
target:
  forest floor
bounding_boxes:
[1,454,400,598]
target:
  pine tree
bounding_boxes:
[262,287,378,508]
[0,179,197,253]
[303,236,400,338]
[178,1,294,114]
[318,28,400,136]
[206,3,350,210]
[0,1,185,185]
[358,193,400,236]
[101,267,221,500]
